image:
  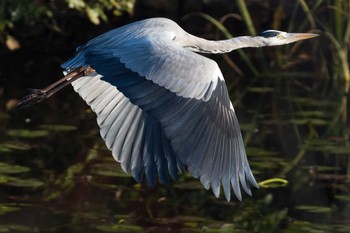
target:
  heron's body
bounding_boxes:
[17,17,317,201]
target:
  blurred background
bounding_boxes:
[1,0,349,232]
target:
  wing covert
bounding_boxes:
[63,21,220,101]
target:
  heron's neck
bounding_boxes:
[186,35,267,54]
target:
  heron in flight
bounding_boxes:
[17,18,318,201]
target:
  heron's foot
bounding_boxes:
[15,89,48,109]
[26,88,46,95]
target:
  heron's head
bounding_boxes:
[258,30,318,46]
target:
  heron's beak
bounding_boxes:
[286,33,319,43]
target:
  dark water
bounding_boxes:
[2,110,350,233]
[1,1,350,232]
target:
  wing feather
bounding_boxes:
[142,115,156,186]
[187,122,213,178]
[232,137,242,201]
[90,86,115,112]
[221,139,232,201]
[120,107,142,172]
[109,100,135,160]
[153,121,169,185]
[130,114,145,182]
[85,81,110,104]
[199,126,218,190]
[161,128,178,180]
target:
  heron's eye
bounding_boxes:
[259,30,280,38]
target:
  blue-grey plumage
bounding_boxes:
[16,17,318,201]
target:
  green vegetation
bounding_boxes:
[0,0,134,49]
[0,0,349,232]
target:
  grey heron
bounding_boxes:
[16,17,318,201]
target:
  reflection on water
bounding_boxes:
[1,103,350,232]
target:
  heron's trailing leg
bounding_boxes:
[16,67,95,108]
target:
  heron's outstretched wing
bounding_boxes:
[62,22,258,201]
[63,22,219,101]
[71,73,186,186]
